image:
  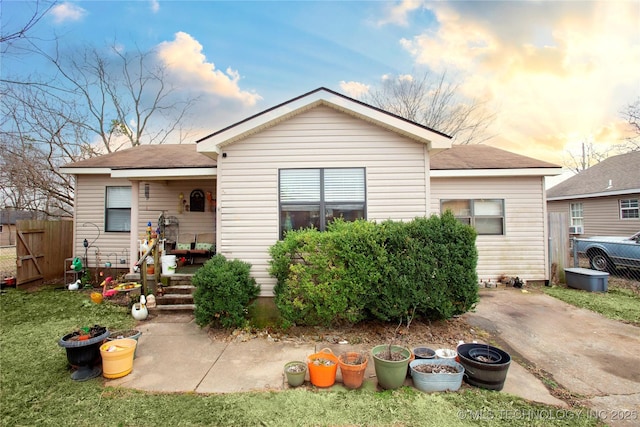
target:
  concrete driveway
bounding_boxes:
[465,288,640,426]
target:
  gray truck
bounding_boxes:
[575,231,640,272]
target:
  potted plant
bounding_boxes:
[409,358,465,393]
[107,329,142,358]
[307,348,339,387]
[58,325,110,381]
[338,351,368,389]
[284,361,307,387]
[372,311,414,390]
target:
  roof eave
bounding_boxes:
[431,167,563,178]
[547,188,640,201]
[60,167,217,179]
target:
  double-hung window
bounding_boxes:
[441,199,505,235]
[279,168,365,237]
[570,202,584,227]
[620,199,639,219]
[105,186,131,232]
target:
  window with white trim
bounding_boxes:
[441,199,505,235]
[570,202,584,227]
[105,186,131,232]
[620,199,639,219]
[279,168,366,237]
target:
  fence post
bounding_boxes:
[572,237,579,267]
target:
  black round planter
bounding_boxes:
[58,329,110,381]
[457,343,511,391]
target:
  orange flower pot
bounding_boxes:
[338,352,368,389]
[307,348,339,387]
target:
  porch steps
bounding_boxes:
[152,279,196,314]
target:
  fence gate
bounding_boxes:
[548,212,569,284]
[16,220,73,286]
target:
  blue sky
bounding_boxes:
[3,1,639,164]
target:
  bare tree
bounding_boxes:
[563,141,614,174]
[0,0,56,53]
[361,71,495,144]
[621,97,640,151]
[0,42,199,215]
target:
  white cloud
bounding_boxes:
[50,2,87,24]
[150,0,160,13]
[156,32,262,107]
[340,81,370,98]
[378,0,425,27]
[396,2,640,163]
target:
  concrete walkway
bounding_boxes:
[465,288,640,426]
[108,312,564,408]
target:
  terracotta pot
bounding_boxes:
[146,265,154,275]
[338,352,368,389]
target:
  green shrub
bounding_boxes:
[192,254,260,328]
[269,223,377,326]
[269,214,479,327]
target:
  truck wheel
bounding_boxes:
[589,252,614,272]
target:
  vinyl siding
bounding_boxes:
[431,176,548,281]
[74,175,215,268]
[547,194,640,237]
[218,106,429,296]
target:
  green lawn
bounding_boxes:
[0,287,600,427]
[544,282,640,326]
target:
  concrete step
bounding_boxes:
[149,303,196,313]
[162,285,195,295]
[156,293,194,305]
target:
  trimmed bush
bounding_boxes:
[193,254,260,328]
[269,213,478,327]
[270,221,381,326]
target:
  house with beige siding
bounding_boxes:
[61,88,561,295]
[547,151,640,238]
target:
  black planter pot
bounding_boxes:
[457,343,511,391]
[58,329,110,381]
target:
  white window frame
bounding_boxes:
[105,186,131,232]
[279,168,366,237]
[620,198,639,220]
[441,199,505,235]
[570,202,584,227]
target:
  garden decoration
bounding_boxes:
[67,279,81,291]
[58,325,109,381]
[131,295,148,320]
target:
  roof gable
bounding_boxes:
[196,87,452,153]
[547,151,640,199]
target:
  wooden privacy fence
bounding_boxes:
[548,212,569,284]
[16,220,73,286]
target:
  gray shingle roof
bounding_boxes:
[62,144,216,169]
[431,145,559,170]
[546,151,640,199]
[62,143,558,172]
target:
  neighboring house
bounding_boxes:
[61,88,561,295]
[0,209,39,246]
[547,151,640,238]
